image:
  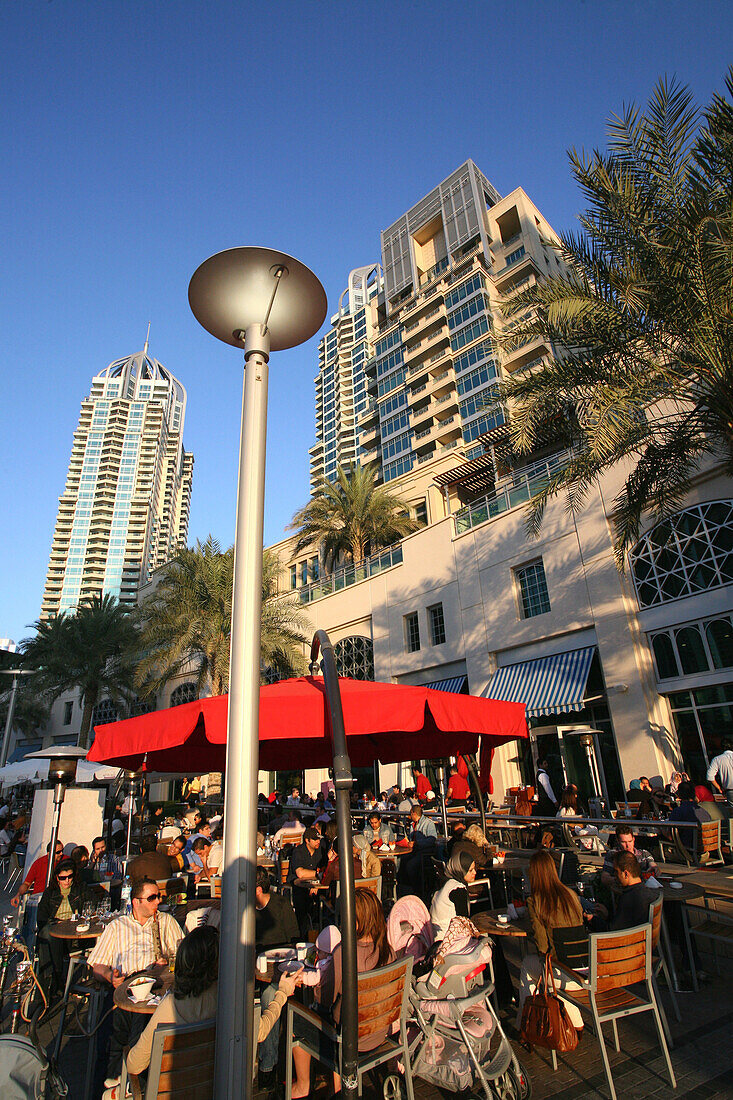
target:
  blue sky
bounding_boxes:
[1,0,730,644]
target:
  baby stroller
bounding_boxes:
[405,915,531,1100]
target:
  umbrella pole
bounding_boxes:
[465,753,486,834]
[439,763,449,840]
[310,631,358,1100]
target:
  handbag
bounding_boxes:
[519,954,579,1052]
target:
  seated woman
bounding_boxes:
[37,858,95,995]
[517,849,586,1032]
[556,785,584,818]
[430,849,477,940]
[290,887,393,1099]
[116,926,301,1099]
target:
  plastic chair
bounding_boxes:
[285,956,415,1100]
[558,922,675,1100]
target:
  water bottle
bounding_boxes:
[120,877,132,915]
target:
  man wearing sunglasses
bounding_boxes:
[88,876,184,1089]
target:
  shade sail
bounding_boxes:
[487,646,596,718]
[87,677,527,774]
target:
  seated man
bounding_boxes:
[188,836,212,881]
[128,833,176,884]
[89,836,123,882]
[667,780,700,851]
[286,827,323,938]
[397,804,437,895]
[167,835,187,873]
[88,877,183,1090]
[273,809,305,848]
[600,823,657,888]
[11,839,64,909]
[363,812,395,847]
[610,852,660,929]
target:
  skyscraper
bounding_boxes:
[41,344,194,619]
[309,264,382,494]
[358,159,566,485]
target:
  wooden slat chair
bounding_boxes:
[285,956,415,1100]
[558,923,676,1100]
[123,1017,217,1100]
[696,819,725,865]
[648,896,680,1043]
[688,897,733,969]
[278,859,291,899]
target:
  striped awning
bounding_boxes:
[425,675,468,694]
[487,647,595,718]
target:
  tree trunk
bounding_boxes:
[78,692,97,750]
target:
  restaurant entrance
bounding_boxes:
[529,723,622,810]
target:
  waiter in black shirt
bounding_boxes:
[286,827,323,938]
[255,866,299,951]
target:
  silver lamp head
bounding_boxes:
[188,246,327,351]
[25,745,87,785]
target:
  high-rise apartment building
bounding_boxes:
[41,344,194,618]
[309,264,383,494]
[357,159,566,486]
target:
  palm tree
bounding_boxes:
[497,70,733,565]
[290,463,417,571]
[135,535,307,699]
[21,595,138,748]
[0,682,50,744]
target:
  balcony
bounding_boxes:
[453,452,571,534]
[296,543,404,604]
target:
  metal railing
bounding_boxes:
[454,451,570,534]
[296,543,404,604]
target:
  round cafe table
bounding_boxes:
[48,919,106,941]
[114,968,174,1014]
[473,908,530,939]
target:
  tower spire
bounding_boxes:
[143,321,151,358]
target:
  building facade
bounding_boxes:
[309,264,383,496]
[41,345,193,619]
[275,161,733,805]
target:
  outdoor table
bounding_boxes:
[48,919,106,940]
[473,908,530,939]
[656,876,704,993]
[687,869,733,899]
[114,968,175,1014]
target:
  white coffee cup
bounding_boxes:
[129,977,155,1002]
[296,942,308,961]
[497,914,509,925]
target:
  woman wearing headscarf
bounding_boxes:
[430,848,476,940]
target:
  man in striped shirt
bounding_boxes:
[88,876,183,1088]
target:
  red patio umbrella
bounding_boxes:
[87,676,527,774]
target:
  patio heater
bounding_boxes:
[189,247,326,1100]
[579,732,603,806]
[124,769,142,862]
[24,746,86,888]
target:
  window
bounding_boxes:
[428,603,446,646]
[404,612,421,653]
[300,560,308,586]
[515,560,551,618]
[63,701,73,726]
[649,613,733,680]
[289,564,297,591]
[334,636,374,680]
[92,699,118,725]
[170,682,197,707]
[309,556,319,582]
[130,695,156,717]
[415,501,428,527]
[630,501,733,608]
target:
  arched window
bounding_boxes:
[630,501,733,608]
[652,633,679,680]
[92,699,118,725]
[706,618,733,669]
[674,625,709,675]
[170,682,197,707]
[333,636,374,681]
[130,695,156,717]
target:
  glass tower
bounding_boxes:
[41,345,194,618]
[309,264,382,494]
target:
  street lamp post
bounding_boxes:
[189,247,326,1100]
[0,669,34,769]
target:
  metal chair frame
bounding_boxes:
[285,955,415,1100]
[558,922,676,1100]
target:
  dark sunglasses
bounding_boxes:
[57,873,74,881]
[142,892,160,902]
